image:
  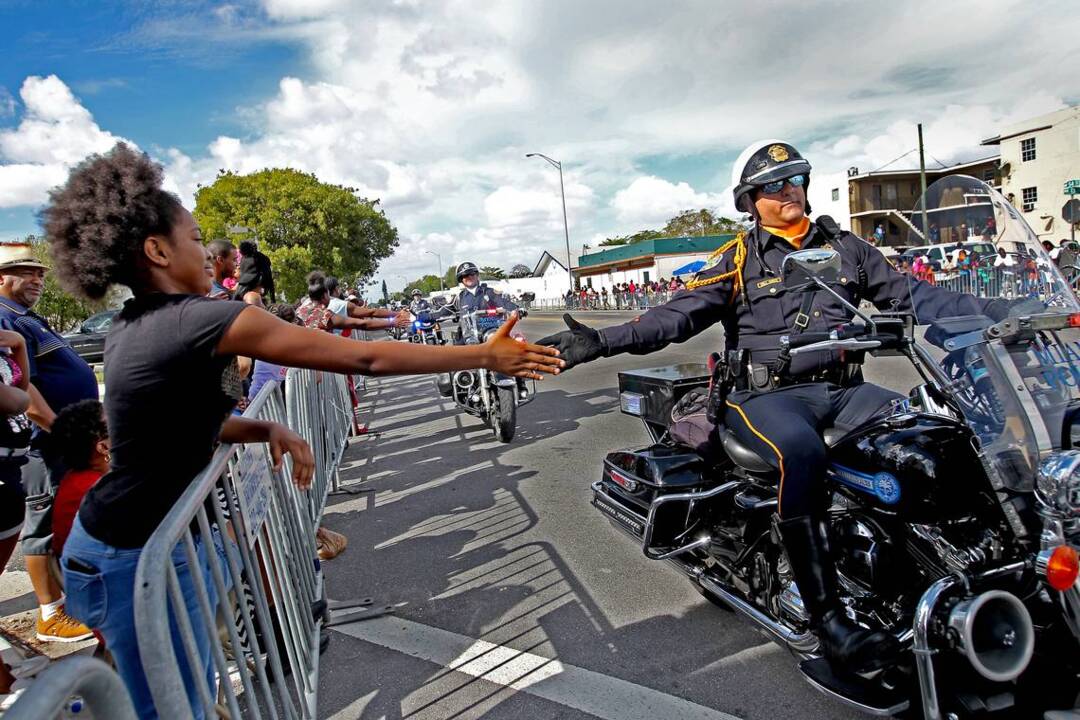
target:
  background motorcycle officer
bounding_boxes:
[539,140,1012,675]
[450,262,521,319]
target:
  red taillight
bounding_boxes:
[1068,314,1080,328]
[1047,545,1080,591]
[609,470,637,492]
[487,308,498,316]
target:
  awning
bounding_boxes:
[672,260,706,276]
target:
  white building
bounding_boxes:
[982,105,1080,242]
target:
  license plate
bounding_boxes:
[592,492,645,536]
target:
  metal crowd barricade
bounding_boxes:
[133,378,333,720]
[4,657,137,720]
[285,368,354,518]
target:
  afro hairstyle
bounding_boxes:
[41,143,184,300]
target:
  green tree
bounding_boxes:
[262,245,314,302]
[381,279,389,304]
[443,265,458,288]
[508,263,532,278]
[663,208,744,237]
[599,229,662,246]
[193,168,398,300]
[479,266,505,280]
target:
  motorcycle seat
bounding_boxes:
[721,426,848,473]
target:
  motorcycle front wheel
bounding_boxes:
[493,386,517,443]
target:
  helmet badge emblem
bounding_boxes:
[767,145,789,163]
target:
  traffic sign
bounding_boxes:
[1064,199,1080,225]
[1066,179,1080,195]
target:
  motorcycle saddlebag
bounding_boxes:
[594,444,710,542]
[618,364,710,440]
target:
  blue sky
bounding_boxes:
[2,0,1079,292]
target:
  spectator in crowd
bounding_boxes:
[600,287,609,309]
[928,223,940,242]
[325,275,407,335]
[993,246,1016,268]
[0,243,96,644]
[48,400,108,560]
[1058,239,1078,270]
[872,222,885,245]
[299,272,404,334]
[248,304,296,401]
[233,240,275,303]
[0,327,31,693]
[43,144,562,719]
[206,240,237,300]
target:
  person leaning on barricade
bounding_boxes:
[41,143,564,720]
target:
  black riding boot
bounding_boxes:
[778,515,899,674]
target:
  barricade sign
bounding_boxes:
[236,443,273,549]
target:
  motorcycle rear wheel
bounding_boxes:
[493,386,517,443]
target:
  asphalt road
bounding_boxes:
[316,312,922,720]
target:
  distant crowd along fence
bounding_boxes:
[529,289,676,311]
[7,367,358,720]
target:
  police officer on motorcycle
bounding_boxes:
[539,140,1016,674]
[451,262,521,317]
[409,288,431,314]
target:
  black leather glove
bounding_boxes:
[537,314,607,369]
[984,296,1045,322]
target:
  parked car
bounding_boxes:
[62,309,118,364]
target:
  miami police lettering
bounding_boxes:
[1031,337,1080,390]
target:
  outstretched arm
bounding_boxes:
[218,306,563,379]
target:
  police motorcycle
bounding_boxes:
[590,176,1080,718]
[408,311,445,345]
[444,306,535,443]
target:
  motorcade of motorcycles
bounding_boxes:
[446,307,534,443]
[408,310,446,345]
[589,175,1080,718]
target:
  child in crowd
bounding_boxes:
[49,400,108,559]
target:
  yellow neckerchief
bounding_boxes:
[761,216,811,248]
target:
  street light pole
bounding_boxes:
[526,152,574,293]
[426,250,444,290]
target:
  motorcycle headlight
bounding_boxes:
[1036,451,1080,518]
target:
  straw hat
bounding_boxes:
[0,243,49,272]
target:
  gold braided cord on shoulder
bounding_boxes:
[685,232,747,295]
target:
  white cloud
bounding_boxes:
[611,176,731,229]
[0,87,15,118]
[3,0,1080,293]
[0,75,130,208]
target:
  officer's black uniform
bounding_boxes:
[601,219,996,517]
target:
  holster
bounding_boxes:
[706,349,746,425]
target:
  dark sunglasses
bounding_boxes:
[759,174,807,195]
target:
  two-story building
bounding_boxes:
[845,156,1001,246]
[981,105,1080,243]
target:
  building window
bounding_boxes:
[1022,186,1038,212]
[1021,137,1036,162]
[982,167,996,183]
[831,188,839,202]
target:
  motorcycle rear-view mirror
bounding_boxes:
[781,248,841,292]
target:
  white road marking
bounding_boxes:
[332,615,742,720]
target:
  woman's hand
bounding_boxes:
[484,312,564,380]
[267,423,314,490]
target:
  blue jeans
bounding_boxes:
[61,515,229,719]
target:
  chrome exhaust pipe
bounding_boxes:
[697,573,819,655]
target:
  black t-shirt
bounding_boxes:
[79,294,247,548]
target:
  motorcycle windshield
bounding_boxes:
[906,174,1078,305]
[952,327,1080,492]
[912,176,1080,492]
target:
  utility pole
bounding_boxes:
[526,153,574,293]
[917,123,929,240]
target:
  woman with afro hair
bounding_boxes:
[42,143,562,718]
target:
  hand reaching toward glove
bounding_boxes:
[536,314,607,370]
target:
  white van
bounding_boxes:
[904,241,996,268]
